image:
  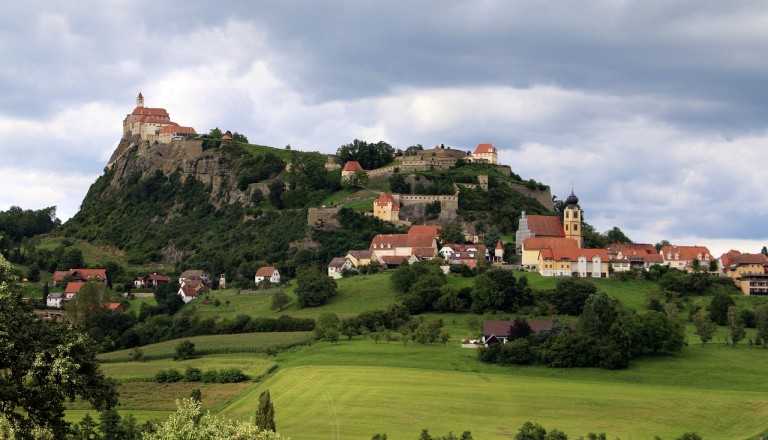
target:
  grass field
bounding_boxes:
[220,364,768,439]
[76,269,768,438]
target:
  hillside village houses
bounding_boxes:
[255,266,281,285]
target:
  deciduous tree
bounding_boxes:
[255,390,276,432]
[0,255,118,439]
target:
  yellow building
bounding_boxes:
[373,192,400,222]
[521,237,578,269]
[720,250,768,294]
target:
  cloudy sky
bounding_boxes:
[1,1,766,255]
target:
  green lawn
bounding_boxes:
[100,353,276,381]
[98,332,313,362]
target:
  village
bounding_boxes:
[38,94,768,314]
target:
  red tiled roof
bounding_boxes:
[146,274,170,282]
[408,225,441,237]
[523,237,577,250]
[346,250,374,260]
[370,234,436,250]
[131,107,169,117]
[374,193,400,211]
[70,269,107,281]
[732,253,768,265]
[65,281,86,294]
[106,303,124,312]
[442,243,487,254]
[496,241,504,250]
[52,270,69,282]
[473,143,497,154]
[180,285,199,298]
[342,161,364,172]
[525,215,565,237]
[606,243,657,257]
[380,255,409,264]
[159,125,196,135]
[720,250,742,266]
[136,116,176,125]
[256,266,277,277]
[221,134,233,140]
[660,245,712,261]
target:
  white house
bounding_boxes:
[255,266,281,284]
[46,293,64,309]
[178,285,199,304]
[328,257,353,279]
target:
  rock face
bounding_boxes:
[106,137,253,208]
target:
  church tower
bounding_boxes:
[563,190,582,248]
[136,92,144,108]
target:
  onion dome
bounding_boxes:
[566,190,579,206]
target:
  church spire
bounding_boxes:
[136,91,144,108]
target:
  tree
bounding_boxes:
[439,221,465,244]
[255,390,276,432]
[270,291,290,312]
[174,340,196,361]
[335,139,395,169]
[727,306,746,346]
[552,277,598,315]
[294,267,337,307]
[145,398,286,440]
[708,291,735,326]
[604,226,632,244]
[755,304,768,348]
[268,181,286,210]
[65,281,106,337]
[26,262,40,282]
[691,309,716,346]
[0,255,117,438]
[344,170,369,189]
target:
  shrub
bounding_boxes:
[155,369,183,383]
[201,370,219,383]
[217,368,248,383]
[185,366,202,382]
[174,340,196,361]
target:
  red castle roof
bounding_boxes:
[342,161,364,172]
[525,215,565,237]
[473,143,497,154]
[131,107,169,117]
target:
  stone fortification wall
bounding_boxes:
[506,183,553,210]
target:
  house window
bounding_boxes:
[574,224,578,231]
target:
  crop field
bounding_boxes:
[98,332,313,362]
[100,353,276,381]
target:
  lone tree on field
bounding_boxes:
[174,340,196,361]
[256,389,276,432]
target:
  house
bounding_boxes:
[408,225,442,240]
[328,257,353,279]
[341,161,364,183]
[605,243,663,272]
[255,266,281,284]
[179,270,210,285]
[134,273,171,288]
[46,293,64,309]
[439,243,488,268]
[482,319,575,345]
[158,125,197,143]
[521,237,578,269]
[538,248,610,278]
[105,303,126,313]
[470,143,498,164]
[493,241,504,263]
[515,191,584,252]
[369,234,438,263]
[346,250,377,268]
[65,281,86,299]
[373,192,400,222]
[659,245,713,272]
[178,285,200,304]
[221,134,233,141]
[515,212,565,254]
[720,251,768,294]
[53,268,108,286]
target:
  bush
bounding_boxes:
[155,369,183,383]
[217,368,248,383]
[185,366,202,382]
[201,370,219,383]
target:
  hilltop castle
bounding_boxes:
[122,92,197,143]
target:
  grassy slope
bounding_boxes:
[78,270,768,438]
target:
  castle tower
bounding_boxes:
[563,190,582,248]
[136,92,144,108]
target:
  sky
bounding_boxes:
[1,0,766,256]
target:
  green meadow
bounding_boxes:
[73,271,768,439]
